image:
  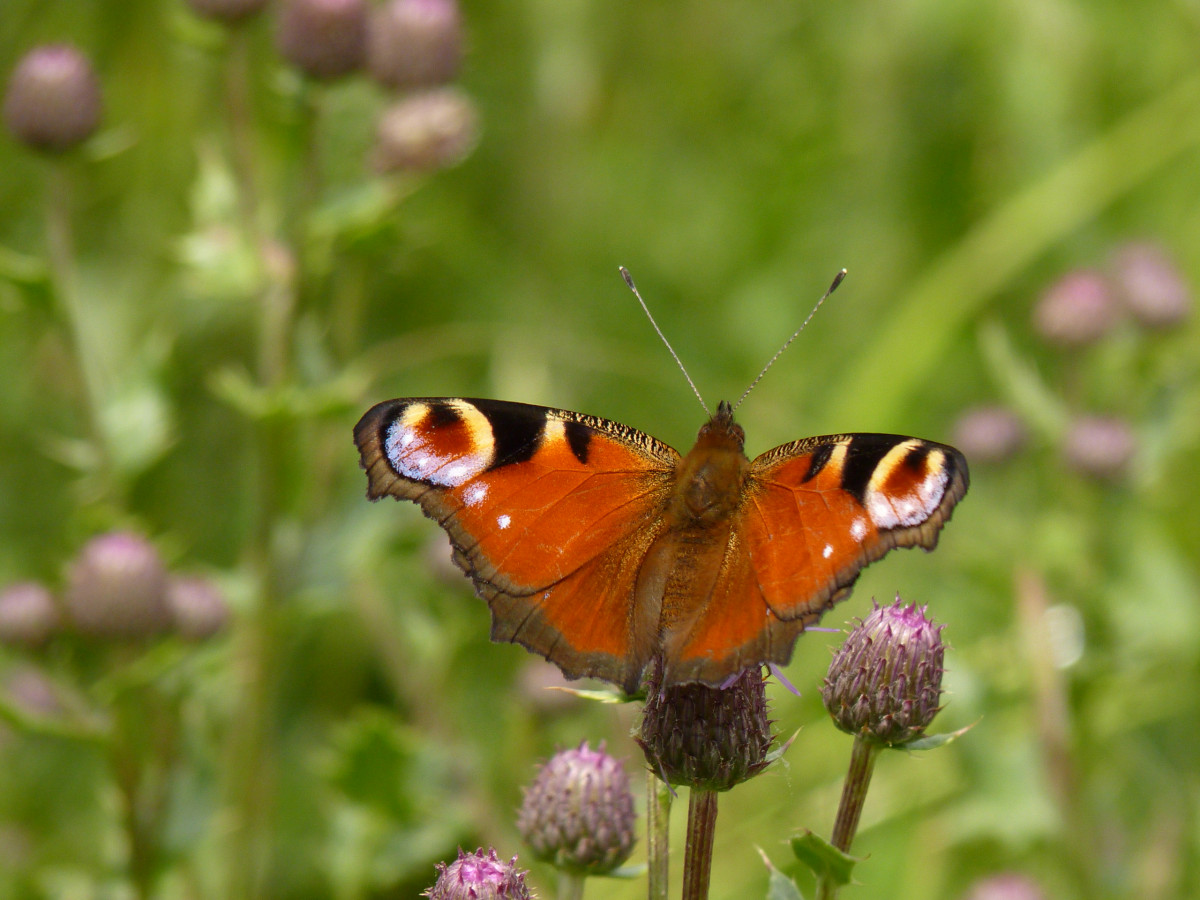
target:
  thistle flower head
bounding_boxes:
[367,0,463,90]
[637,666,773,791]
[1063,415,1135,481]
[276,0,368,80]
[1112,241,1191,329]
[952,405,1025,465]
[423,847,532,900]
[371,87,478,173]
[822,598,946,746]
[516,741,635,875]
[4,44,102,153]
[0,582,60,648]
[166,576,230,641]
[63,532,171,639]
[1033,269,1119,347]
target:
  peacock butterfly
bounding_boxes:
[354,393,968,694]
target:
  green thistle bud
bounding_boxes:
[0,582,60,648]
[822,598,946,746]
[423,847,532,900]
[4,45,102,153]
[517,741,636,875]
[637,666,773,791]
[63,532,171,639]
[276,0,368,81]
[166,576,230,641]
[367,0,463,91]
[371,87,478,173]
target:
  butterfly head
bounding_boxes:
[696,400,745,451]
[674,400,750,524]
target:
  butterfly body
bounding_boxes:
[355,397,967,693]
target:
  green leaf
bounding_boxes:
[764,727,801,765]
[789,831,859,887]
[544,685,644,704]
[0,245,48,288]
[757,847,806,900]
[603,863,648,879]
[899,721,977,751]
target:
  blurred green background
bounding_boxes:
[1,0,1198,898]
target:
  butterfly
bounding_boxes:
[354,395,968,694]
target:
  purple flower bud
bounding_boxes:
[1032,270,1119,347]
[952,406,1026,464]
[822,598,946,746]
[166,576,230,641]
[423,847,532,900]
[4,45,102,153]
[637,666,774,791]
[960,873,1048,900]
[4,665,62,718]
[1063,415,1135,480]
[367,0,463,90]
[517,741,636,875]
[371,87,478,173]
[63,532,171,639]
[276,0,368,81]
[184,0,269,22]
[0,582,60,648]
[1111,242,1191,329]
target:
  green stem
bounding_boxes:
[556,871,585,900]
[681,788,718,900]
[817,736,879,900]
[646,768,672,900]
[219,22,295,900]
[225,24,261,248]
[45,161,108,472]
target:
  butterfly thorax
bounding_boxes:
[670,402,749,525]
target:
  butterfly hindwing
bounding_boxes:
[663,433,968,682]
[354,398,681,688]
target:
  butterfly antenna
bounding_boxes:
[619,266,711,417]
[732,268,847,412]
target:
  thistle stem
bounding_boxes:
[556,872,585,900]
[646,768,672,900]
[817,736,879,900]
[681,788,718,900]
[45,161,107,472]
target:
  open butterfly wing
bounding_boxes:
[666,433,968,682]
[355,398,680,688]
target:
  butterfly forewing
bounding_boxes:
[662,433,968,681]
[354,398,681,686]
[749,433,967,612]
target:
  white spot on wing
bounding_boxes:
[497,514,511,530]
[541,417,566,447]
[850,518,867,542]
[822,543,834,559]
[464,483,488,507]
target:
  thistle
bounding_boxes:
[516,741,636,876]
[822,597,946,746]
[424,847,532,900]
